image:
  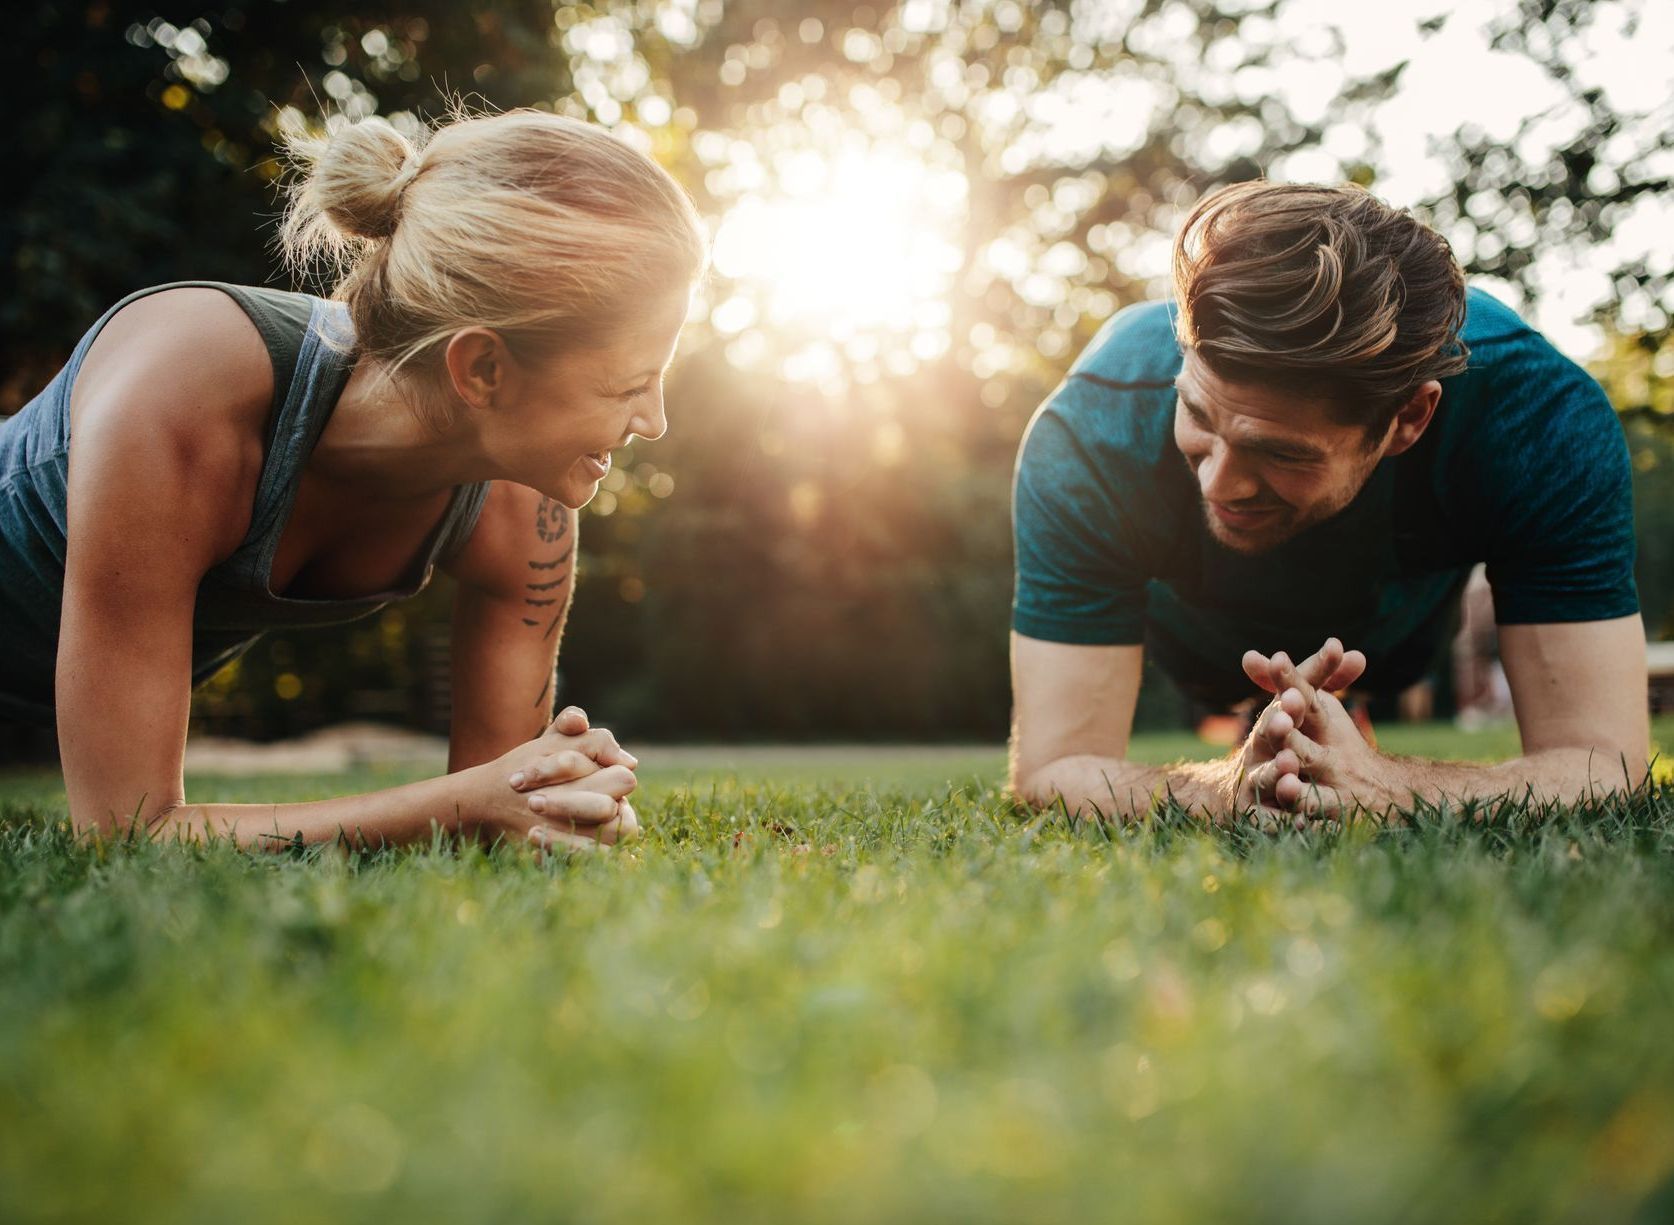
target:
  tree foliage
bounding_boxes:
[7,0,1669,737]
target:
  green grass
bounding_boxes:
[4,723,1674,1224]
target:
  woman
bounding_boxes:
[0,109,707,850]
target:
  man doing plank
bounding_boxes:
[1010,181,1647,822]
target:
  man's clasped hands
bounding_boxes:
[1231,636,1400,829]
[485,635,1397,851]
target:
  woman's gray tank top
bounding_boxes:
[0,281,490,725]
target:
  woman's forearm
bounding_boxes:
[133,765,490,851]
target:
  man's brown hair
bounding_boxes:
[1172,181,1469,434]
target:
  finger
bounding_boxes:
[526,825,599,854]
[548,705,590,736]
[1311,689,1368,741]
[1281,726,1333,777]
[579,727,639,770]
[593,799,643,848]
[1270,652,1319,715]
[1274,771,1306,808]
[1287,779,1353,819]
[1294,638,1343,690]
[1322,649,1367,692]
[614,799,642,842]
[1253,701,1294,752]
[1243,650,1279,694]
[526,789,620,825]
[568,763,638,801]
[1245,753,1300,804]
[509,750,594,792]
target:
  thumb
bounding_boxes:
[1309,690,1365,742]
[548,705,590,737]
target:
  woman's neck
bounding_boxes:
[310,360,486,500]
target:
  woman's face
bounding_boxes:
[487,290,690,508]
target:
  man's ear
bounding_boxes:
[1381,380,1442,457]
[442,328,512,413]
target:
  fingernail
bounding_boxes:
[622,752,639,768]
[509,772,526,789]
[529,795,546,814]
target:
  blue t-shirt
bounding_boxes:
[1012,288,1638,693]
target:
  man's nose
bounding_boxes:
[1197,443,1259,503]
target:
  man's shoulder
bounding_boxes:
[1441,286,1611,435]
[1459,285,1537,348]
[1025,300,1181,460]
[1066,299,1184,388]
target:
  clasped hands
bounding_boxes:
[485,639,1393,847]
[478,705,642,853]
[1230,636,1397,827]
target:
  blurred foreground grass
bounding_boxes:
[3,722,1674,1224]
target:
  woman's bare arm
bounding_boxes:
[441,482,585,772]
[56,289,626,850]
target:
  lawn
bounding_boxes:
[3,721,1674,1224]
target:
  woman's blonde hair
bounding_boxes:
[1173,181,1467,434]
[280,108,706,402]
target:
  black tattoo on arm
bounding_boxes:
[534,497,571,545]
[529,548,573,571]
[524,500,576,620]
[528,497,578,709]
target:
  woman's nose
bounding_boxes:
[632,392,668,442]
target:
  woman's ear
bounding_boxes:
[442,328,512,412]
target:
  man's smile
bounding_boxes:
[1208,500,1282,530]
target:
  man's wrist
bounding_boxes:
[1157,757,1239,822]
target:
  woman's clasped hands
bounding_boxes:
[472,706,642,853]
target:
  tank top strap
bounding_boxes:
[432,479,493,569]
[216,299,356,587]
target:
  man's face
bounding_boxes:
[1173,351,1392,554]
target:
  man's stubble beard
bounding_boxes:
[1199,468,1374,556]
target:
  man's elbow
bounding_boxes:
[1007,761,1059,812]
[1531,740,1651,795]
[1589,740,1651,791]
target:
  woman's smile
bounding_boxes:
[579,449,612,480]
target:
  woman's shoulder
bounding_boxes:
[67,287,275,547]
[70,285,277,438]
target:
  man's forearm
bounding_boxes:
[1017,754,1238,822]
[1360,746,1646,812]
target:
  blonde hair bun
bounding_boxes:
[278,107,707,403]
[284,117,420,250]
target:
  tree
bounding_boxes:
[9,0,1667,738]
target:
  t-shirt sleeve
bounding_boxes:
[1470,338,1640,625]
[1011,386,1149,644]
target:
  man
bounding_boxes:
[1010,181,1648,822]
